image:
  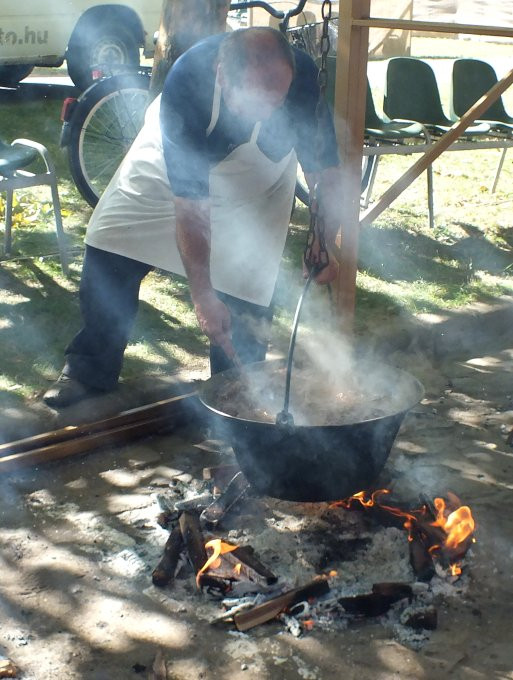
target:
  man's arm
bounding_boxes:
[174,196,235,360]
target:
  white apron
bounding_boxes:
[86,77,297,306]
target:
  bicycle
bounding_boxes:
[60,0,373,208]
[60,66,151,207]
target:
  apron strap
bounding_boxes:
[206,67,222,137]
[250,121,261,145]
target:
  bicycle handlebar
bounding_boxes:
[229,0,308,27]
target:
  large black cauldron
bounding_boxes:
[199,360,424,502]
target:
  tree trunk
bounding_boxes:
[149,0,231,102]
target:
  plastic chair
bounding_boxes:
[363,79,433,218]
[323,56,434,224]
[0,138,69,276]
[452,58,513,192]
[384,57,491,137]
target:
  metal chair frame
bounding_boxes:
[451,57,513,193]
[0,138,69,276]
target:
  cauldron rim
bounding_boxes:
[199,358,425,428]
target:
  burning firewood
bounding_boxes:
[222,546,277,586]
[409,527,436,582]
[233,578,330,632]
[200,471,250,529]
[196,573,233,596]
[152,525,184,588]
[336,489,475,579]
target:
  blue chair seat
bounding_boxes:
[0,140,40,176]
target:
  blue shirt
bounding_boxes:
[160,33,340,199]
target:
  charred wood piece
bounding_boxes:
[179,511,208,574]
[409,528,436,582]
[418,494,438,521]
[152,525,184,588]
[156,510,176,530]
[401,606,438,630]
[372,582,413,600]
[197,573,232,596]
[174,493,214,513]
[338,582,411,618]
[223,546,277,586]
[233,578,330,632]
[200,471,250,529]
[203,464,241,493]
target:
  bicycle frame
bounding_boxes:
[230,0,308,31]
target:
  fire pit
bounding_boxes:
[150,456,476,648]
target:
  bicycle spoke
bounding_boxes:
[76,86,148,198]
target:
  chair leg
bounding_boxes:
[362,155,380,209]
[4,188,14,256]
[491,147,507,194]
[426,164,435,229]
[49,177,70,277]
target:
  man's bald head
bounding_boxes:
[218,27,295,121]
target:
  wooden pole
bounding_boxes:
[0,392,197,471]
[149,0,231,101]
[353,17,513,39]
[360,68,513,228]
[333,0,371,323]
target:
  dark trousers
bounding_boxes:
[64,245,273,390]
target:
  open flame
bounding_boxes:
[431,495,475,549]
[196,538,238,586]
[333,489,475,576]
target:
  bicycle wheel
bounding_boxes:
[67,73,150,207]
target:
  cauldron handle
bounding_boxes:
[276,269,318,427]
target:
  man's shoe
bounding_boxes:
[43,375,99,408]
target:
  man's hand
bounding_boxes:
[302,252,339,285]
[193,291,236,360]
[313,256,339,285]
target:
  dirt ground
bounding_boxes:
[1,302,513,680]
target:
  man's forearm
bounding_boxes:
[174,196,213,303]
[319,166,343,249]
[304,166,343,250]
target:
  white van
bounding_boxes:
[0,1,161,89]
